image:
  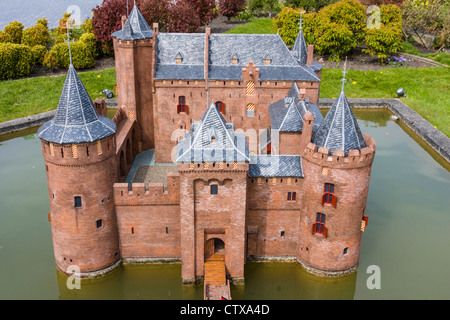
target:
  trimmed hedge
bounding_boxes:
[43,40,95,69]
[0,43,34,79]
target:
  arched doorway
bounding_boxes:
[205,238,225,261]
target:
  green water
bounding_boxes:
[0,109,449,300]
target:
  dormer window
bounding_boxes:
[209,128,217,143]
[231,53,239,65]
[175,51,183,64]
[264,53,271,65]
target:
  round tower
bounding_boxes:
[38,64,120,277]
[297,89,376,276]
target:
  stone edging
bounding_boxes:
[319,98,450,163]
[0,110,56,135]
[397,52,449,68]
[1,98,448,163]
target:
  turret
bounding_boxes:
[297,63,376,276]
[111,3,156,151]
[37,63,120,277]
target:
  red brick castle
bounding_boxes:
[37,5,376,286]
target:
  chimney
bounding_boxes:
[153,23,159,37]
[307,45,314,66]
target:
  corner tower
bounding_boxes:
[38,64,120,277]
[111,3,155,151]
[297,66,376,276]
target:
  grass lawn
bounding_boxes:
[223,18,274,34]
[0,68,116,123]
[321,67,450,137]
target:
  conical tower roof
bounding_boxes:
[37,65,116,144]
[111,4,153,41]
[291,13,308,65]
[311,90,366,156]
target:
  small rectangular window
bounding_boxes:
[281,231,285,237]
[287,192,291,200]
[166,227,169,234]
[343,247,348,255]
[210,184,218,195]
[96,219,102,228]
[74,196,82,208]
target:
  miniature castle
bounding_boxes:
[37,5,376,285]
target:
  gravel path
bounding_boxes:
[133,165,177,189]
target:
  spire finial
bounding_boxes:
[64,20,74,66]
[341,57,348,92]
[299,9,305,30]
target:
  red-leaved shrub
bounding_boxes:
[219,0,246,21]
[92,0,141,54]
[165,0,202,33]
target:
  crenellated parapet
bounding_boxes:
[114,172,180,206]
[302,134,376,170]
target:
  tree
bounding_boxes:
[219,0,246,21]
[166,0,202,33]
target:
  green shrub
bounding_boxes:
[0,21,24,44]
[272,7,303,47]
[22,23,50,47]
[273,1,366,61]
[43,41,95,69]
[284,0,338,11]
[363,5,403,62]
[30,45,47,65]
[312,0,367,61]
[81,18,93,33]
[0,43,34,79]
[79,32,100,58]
[402,0,449,50]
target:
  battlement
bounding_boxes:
[40,134,116,166]
[177,162,249,173]
[302,134,376,169]
[114,172,180,206]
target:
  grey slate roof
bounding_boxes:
[37,65,116,144]
[311,90,367,156]
[154,33,205,80]
[269,83,323,133]
[249,155,303,178]
[176,102,249,163]
[154,33,320,82]
[291,26,308,65]
[111,5,153,41]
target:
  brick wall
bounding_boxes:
[114,173,180,258]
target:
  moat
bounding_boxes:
[0,109,449,299]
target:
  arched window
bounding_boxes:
[312,213,327,237]
[177,96,188,113]
[216,101,225,113]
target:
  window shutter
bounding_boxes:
[322,193,326,206]
[312,223,317,234]
[323,226,328,238]
[185,105,189,114]
[331,194,337,208]
[363,215,369,226]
